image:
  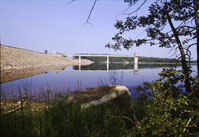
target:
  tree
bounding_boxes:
[135,69,199,136]
[70,0,198,77]
[106,0,199,92]
[193,0,199,76]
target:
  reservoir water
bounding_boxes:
[1,64,197,99]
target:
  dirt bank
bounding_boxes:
[0,45,93,83]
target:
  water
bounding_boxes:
[1,64,197,98]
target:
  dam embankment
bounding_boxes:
[0,45,93,83]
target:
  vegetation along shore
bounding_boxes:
[76,56,196,64]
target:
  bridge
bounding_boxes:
[63,53,139,73]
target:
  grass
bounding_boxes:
[0,94,146,137]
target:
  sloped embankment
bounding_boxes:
[0,45,93,83]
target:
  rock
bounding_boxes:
[66,96,75,103]
[81,85,131,108]
[65,85,131,109]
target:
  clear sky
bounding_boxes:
[0,0,196,59]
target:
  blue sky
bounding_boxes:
[0,0,197,59]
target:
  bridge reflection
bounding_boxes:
[76,63,139,75]
[50,63,139,75]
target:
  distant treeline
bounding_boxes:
[74,56,179,63]
[139,57,178,63]
[73,63,181,70]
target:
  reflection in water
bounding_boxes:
[1,64,197,99]
[0,65,66,83]
[73,63,181,70]
[98,72,124,86]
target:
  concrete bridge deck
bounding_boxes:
[64,54,135,57]
[63,53,139,66]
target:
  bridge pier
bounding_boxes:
[107,63,109,71]
[134,53,139,65]
[79,56,81,64]
[106,56,110,71]
[79,63,81,71]
[107,56,109,64]
[134,53,139,74]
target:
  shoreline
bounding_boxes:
[96,61,196,65]
[1,65,67,83]
[0,45,93,83]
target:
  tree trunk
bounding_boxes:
[167,14,191,92]
[193,0,199,77]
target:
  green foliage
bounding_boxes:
[107,0,198,51]
[124,0,139,5]
[140,94,199,136]
[136,69,199,136]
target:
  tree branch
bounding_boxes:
[84,0,98,25]
[128,0,147,16]
[67,0,75,4]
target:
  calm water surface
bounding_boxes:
[1,64,197,98]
